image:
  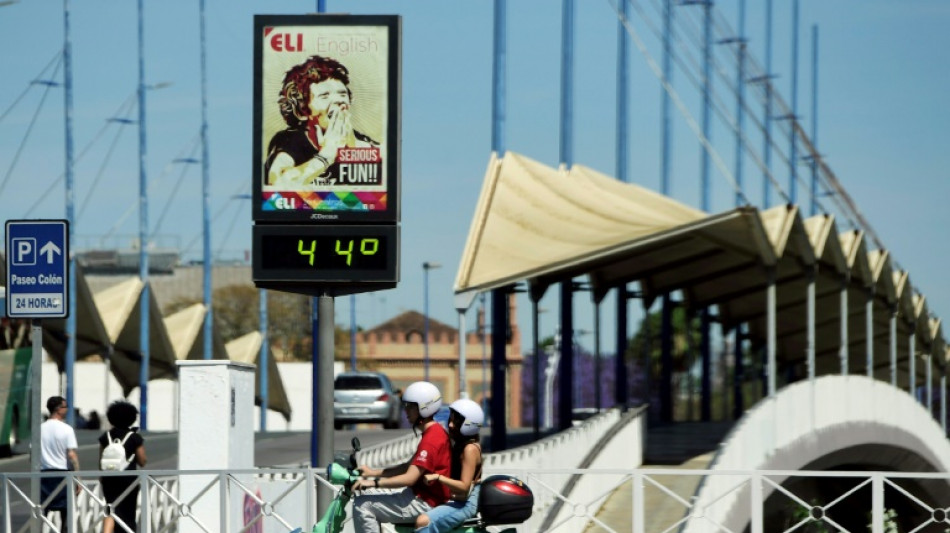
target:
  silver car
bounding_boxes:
[333,371,402,429]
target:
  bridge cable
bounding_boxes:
[0,51,63,125]
[77,97,138,221]
[151,136,201,239]
[0,54,64,200]
[23,92,137,218]
[98,131,201,246]
[610,0,760,206]
[617,0,884,254]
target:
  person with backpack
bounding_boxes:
[98,400,147,533]
[414,398,485,533]
[351,381,452,533]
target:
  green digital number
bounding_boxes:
[336,239,354,266]
[298,239,316,266]
[360,238,379,255]
[335,238,380,266]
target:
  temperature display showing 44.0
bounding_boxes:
[266,235,387,270]
[253,224,398,284]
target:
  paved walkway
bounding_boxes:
[585,421,734,532]
[585,452,716,533]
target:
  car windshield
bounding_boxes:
[335,376,384,390]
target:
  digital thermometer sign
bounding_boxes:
[253,225,398,291]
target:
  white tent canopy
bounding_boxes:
[453,151,945,380]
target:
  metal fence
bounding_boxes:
[5,467,950,533]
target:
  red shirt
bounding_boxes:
[410,422,452,507]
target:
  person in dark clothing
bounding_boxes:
[86,410,102,430]
[98,401,147,533]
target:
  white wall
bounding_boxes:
[41,359,342,431]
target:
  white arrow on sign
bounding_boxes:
[39,241,62,264]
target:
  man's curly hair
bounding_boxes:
[278,55,351,128]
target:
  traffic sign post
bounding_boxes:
[4,219,69,481]
[5,220,69,319]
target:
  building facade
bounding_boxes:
[353,294,523,427]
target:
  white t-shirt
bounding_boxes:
[40,418,78,470]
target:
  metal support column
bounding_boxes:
[762,0,773,207]
[926,355,933,415]
[788,0,800,204]
[865,289,874,378]
[733,325,744,419]
[661,0,673,197]
[63,0,77,427]
[454,290,479,403]
[490,288,509,450]
[136,0,150,429]
[809,25,820,216]
[615,288,629,410]
[700,310,711,421]
[806,268,815,380]
[199,0,213,360]
[733,0,746,207]
[594,298,602,411]
[840,277,849,375]
[614,0,630,413]
[457,309,467,398]
[558,281,574,431]
[260,290,268,430]
[315,294,334,513]
[942,367,947,433]
[909,328,917,399]
[532,296,541,439]
[557,0,575,433]
[889,308,897,387]
[660,295,674,422]
[767,267,777,397]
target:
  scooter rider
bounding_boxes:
[415,398,485,533]
[352,381,452,533]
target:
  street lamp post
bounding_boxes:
[423,261,442,381]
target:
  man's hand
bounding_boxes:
[317,105,354,164]
[353,478,378,491]
[357,465,382,478]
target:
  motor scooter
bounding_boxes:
[293,438,533,533]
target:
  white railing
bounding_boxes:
[688,375,950,533]
[0,409,641,533]
[353,432,420,469]
[483,407,645,531]
[6,468,950,532]
[1,467,328,533]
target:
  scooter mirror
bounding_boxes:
[351,437,361,452]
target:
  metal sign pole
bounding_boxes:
[317,294,335,514]
[30,318,42,531]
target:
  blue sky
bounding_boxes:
[1,1,949,355]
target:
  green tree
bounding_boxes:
[626,305,702,375]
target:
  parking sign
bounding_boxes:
[4,220,69,318]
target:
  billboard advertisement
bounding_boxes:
[253,15,400,223]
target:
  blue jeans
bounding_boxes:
[418,484,480,533]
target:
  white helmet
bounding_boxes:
[402,381,443,418]
[449,398,484,436]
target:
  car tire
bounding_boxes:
[334,421,343,430]
[383,419,398,430]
